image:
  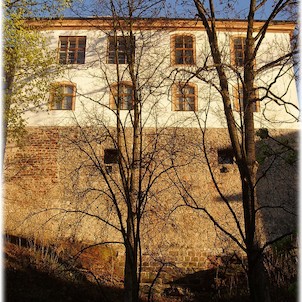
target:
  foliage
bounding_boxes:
[256,128,269,140]
[4,0,65,144]
[256,128,297,165]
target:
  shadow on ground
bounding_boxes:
[4,234,297,302]
[165,263,250,302]
[4,238,124,302]
[5,266,120,302]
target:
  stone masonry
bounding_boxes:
[4,126,298,286]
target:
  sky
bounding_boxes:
[62,0,295,20]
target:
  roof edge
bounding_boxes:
[23,17,296,33]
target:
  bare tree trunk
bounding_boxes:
[247,246,271,302]
[243,2,271,300]
[241,174,271,302]
[124,210,139,302]
[192,1,273,301]
[123,15,141,302]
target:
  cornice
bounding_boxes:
[24,17,296,33]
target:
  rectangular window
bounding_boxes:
[172,35,195,65]
[233,86,260,113]
[232,37,245,67]
[59,36,86,64]
[110,83,134,110]
[173,83,197,111]
[107,36,135,64]
[104,149,119,164]
[218,148,234,164]
[50,83,76,110]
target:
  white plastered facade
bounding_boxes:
[24,19,299,130]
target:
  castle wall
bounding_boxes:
[4,126,298,284]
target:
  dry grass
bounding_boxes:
[4,235,297,302]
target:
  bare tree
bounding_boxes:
[169,1,299,301]
[42,5,183,302]
[4,1,298,301]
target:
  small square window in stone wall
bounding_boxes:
[218,148,234,164]
[104,148,119,164]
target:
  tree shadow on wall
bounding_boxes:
[165,247,297,302]
[164,255,249,302]
[213,130,298,242]
[255,130,298,243]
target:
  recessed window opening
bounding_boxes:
[173,35,195,65]
[173,83,197,111]
[232,37,245,67]
[110,82,134,110]
[59,36,86,64]
[233,86,260,113]
[218,148,234,164]
[49,83,76,110]
[104,148,119,164]
[107,36,135,64]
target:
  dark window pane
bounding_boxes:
[58,36,86,65]
[55,102,62,110]
[108,53,115,64]
[63,96,73,109]
[118,54,127,64]
[184,50,193,63]
[188,87,194,94]
[178,98,184,111]
[60,40,68,49]
[65,86,73,94]
[59,52,67,64]
[184,37,193,48]
[77,52,85,64]
[218,148,234,164]
[108,36,135,65]
[174,35,194,65]
[175,37,183,48]
[69,38,77,48]
[68,52,75,63]
[78,38,86,48]
[175,51,183,64]
[186,97,195,111]
[104,149,119,164]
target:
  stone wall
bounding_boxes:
[4,126,298,286]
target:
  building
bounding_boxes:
[4,17,299,289]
